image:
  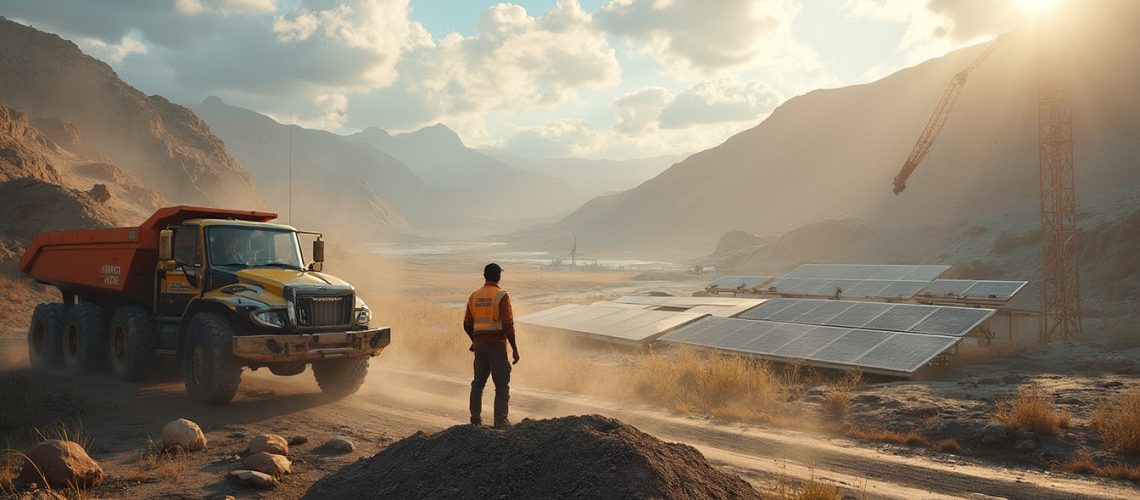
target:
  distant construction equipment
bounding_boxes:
[891,25,1081,342]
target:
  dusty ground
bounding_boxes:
[2,251,1139,499]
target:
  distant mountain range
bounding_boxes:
[517,3,1140,258]
[482,149,682,199]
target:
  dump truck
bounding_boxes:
[20,206,390,404]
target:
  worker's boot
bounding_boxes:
[493,418,511,429]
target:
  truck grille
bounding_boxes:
[295,293,353,327]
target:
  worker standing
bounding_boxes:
[464,263,519,428]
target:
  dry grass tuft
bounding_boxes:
[823,370,862,414]
[631,348,783,420]
[1092,390,1140,453]
[1060,456,1140,481]
[932,437,964,453]
[994,382,1068,436]
[843,426,930,447]
[771,465,843,500]
[130,437,188,482]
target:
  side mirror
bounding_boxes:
[159,229,173,260]
[184,266,200,288]
[312,239,325,263]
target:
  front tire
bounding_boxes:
[28,303,65,370]
[312,357,370,398]
[62,303,106,374]
[108,306,155,381]
[182,313,242,405]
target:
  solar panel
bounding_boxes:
[855,334,959,373]
[658,315,728,342]
[739,298,800,320]
[772,326,847,358]
[762,277,932,299]
[863,304,936,332]
[917,280,1028,301]
[810,329,893,364]
[842,280,894,297]
[767,300,827,322]
[785,264,950,282]
[910,308,993,336]
[516,304,580,324]
[827,302,893,328]
[792,300,857,324]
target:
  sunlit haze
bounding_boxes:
[3,0,1030,160]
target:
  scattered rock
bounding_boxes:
[979,423,1009,445]
[88,183,111,202]
[1015,439,1037,451]
[288,435,309,446]
[17,440,104,488]
[247,434,289,456]
[320,436,356,453]
[162,418,207,451]
[1099,380,1124,389]
[242,452,292,476]
[227,469,278,489]
[303,415,760,500]
[851,394,881,404]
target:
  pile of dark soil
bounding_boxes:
[303,414,760,500]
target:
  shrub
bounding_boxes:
[1092,390,1140,453]
[994,382,1067,436]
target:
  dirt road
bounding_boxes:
[4,333,1136,500]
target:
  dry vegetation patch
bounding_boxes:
[842,426,930,447]
[1092,389,1140,453]
[994,382,1069,436]
[1060,456,1140,481]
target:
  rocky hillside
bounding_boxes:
[0,17,260,208]
[522,3,1140,258]
[349,125,581,221]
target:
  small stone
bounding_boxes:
[322,436,355,453]
[162,418,207,451]
[247,434,289,456]
[227,469,278,489]
[979,423,1009,445]
[1015,439,1037,451]
[288,435,308,446]
[242,452,292,476]
[18,440,104,488]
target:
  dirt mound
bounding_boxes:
[303,415,760,500]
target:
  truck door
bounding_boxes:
[158,225,203,316]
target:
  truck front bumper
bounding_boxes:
[231,327,391,363]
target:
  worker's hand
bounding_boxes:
[512,350,520,365]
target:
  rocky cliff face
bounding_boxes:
[0,17,260,208]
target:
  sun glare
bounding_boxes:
[1018,0,1061,15]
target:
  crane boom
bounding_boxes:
[892,37,1005,194]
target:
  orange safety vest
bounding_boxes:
[468,285,507,337]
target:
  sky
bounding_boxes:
[2,0,1036,160]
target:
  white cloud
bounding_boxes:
[595,0,799,74]
[503,119,607,158]
[659,78,781,129]
[176,0,278,16]
[75,34,148,63]
[613,87,670,133]
[842,0,1019,64]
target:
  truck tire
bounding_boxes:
[62,303,106,374]
[28,303,66,369]
[182,313,242,405]
[108,306,155,381]
[312,356,370,398]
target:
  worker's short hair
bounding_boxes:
[483,263,503,282]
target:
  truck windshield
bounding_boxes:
[206,226,304,270]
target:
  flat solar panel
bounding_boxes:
[608,312,706,343]
[863,304,936,332]
[855,334,959,373]
[518,304,588,327]
[878,281,930,298]
[767,300,826,322]
[917,280,1027,301]
[658,315,728,342]
[810,329,893,364]
[827,302,893,328]
[772,326,846,358]
[792,300,857,324]
[516,304,580,324]
[737,322,811,352]
[842,280,894,297]
[569,308,657,331]
[738,298,799,320]
[910,308,994,336]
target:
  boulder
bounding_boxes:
[17,440,103,488]
[979,423,1009,445]
[288,435,308,446]
[242,452,292,476]
[227,469,278,489]
[247,434,289,455]
[162,418,207,451]
[321,436,356,453]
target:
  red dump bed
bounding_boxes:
[20,206,276,304]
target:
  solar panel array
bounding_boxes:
[659,316,961,376]
[738,298,994,337]
[917,279,1028,301]
[707,276,772,293]
[518,303,706,345]
[762,278,930,299]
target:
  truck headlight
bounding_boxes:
[355,306,371,326]
[252,309,287,328]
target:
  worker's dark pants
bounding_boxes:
[470,350,511,425]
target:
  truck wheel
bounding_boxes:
[62,303,106,374]
[312,356,370,398]
[108,306,155,381]
[28,303,65,369]
[182,313,242,405]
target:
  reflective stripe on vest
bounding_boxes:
[469,286,507,333]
